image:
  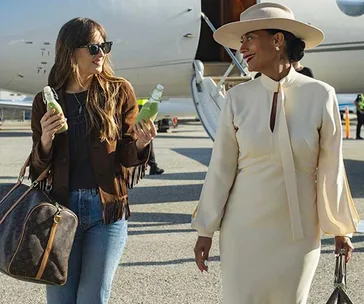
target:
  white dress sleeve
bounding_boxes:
[317,88,360,237]
[191,92,239,237]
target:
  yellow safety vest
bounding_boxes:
[357,94,364,110]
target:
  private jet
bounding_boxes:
[0,0,363,138]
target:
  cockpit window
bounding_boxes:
[337,0,364,16]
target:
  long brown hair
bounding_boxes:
[48,17,135,142]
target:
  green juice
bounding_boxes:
[43,86,68,134]
[136,84,164,124]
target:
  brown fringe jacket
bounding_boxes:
[29,82,150,224]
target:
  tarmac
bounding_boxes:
[0,120,363,304]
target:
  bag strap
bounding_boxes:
[334,250,347,290]
[0,152,51,206]
[18,152,51,186]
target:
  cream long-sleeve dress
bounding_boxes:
[191,67,359,304]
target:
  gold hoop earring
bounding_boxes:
[72,62,78,74]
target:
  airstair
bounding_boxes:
[191,12,251,140]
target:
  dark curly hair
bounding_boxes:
[266,29,305,62]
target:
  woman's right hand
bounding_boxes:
[40,109,66,153]
[194,236,212,273]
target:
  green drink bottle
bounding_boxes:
[136,84,164,124]
[43,86,68,134]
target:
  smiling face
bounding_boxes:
[72,30,106,78]
[239,30,281,72]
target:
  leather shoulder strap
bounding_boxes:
[18,151,50,184]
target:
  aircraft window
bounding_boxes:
[337,0,364,16]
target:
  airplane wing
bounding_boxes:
[0,99,32,110]
[337,94,357,114]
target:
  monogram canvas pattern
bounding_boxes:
[0,183,78,285]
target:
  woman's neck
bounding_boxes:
[66,74,93,93]
[261,60,291,82]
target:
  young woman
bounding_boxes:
[29,17,154,303]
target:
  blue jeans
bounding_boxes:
[46,189,128,304]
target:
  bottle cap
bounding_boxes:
[156,84,164,91]
[43,86,52,93]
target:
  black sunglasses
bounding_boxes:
[78,41,113,56]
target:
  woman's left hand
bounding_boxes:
[334,236,354,263]
[133,119,157,151]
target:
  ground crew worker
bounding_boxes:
[355,93,364,139]
[138,99,164,175]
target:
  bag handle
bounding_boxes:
[0,152,51,207]
[18,152,51,187]
[334,250,347,290]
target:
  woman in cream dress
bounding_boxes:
[192,3,360,304]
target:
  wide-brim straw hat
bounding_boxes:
[213,2,324,50]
